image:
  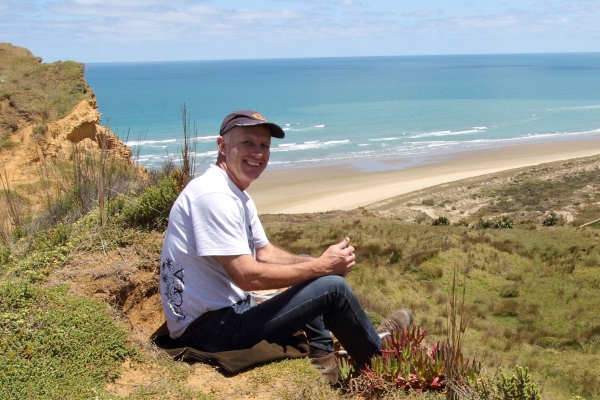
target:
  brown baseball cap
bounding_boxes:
[220,110,285,139]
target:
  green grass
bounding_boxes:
[2,191,600,398]
[477,165,600,216]
[0,138,18,148]
[0,43,92,139]
[0,283,131,400]
[2,157,600,398]
[262,214,600,399]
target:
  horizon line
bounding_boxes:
[81,51,600,66]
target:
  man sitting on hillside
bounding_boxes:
[159,110,413,383]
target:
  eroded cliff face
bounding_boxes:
[0,97,134,189]
[42,97,133,163]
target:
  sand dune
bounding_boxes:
[249,137,600,214]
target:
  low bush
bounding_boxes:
[0,139,18,149]
[493,299,519,317]
[477,219,494,229]
[500,284,519,298]
[388,250,402,264]
[476,365,541,400]
[340,327,481,395]
[478,217,514,230]
[0,245,10,264]
[0,284,131,398]
[121,174,179,229]
[419,264,444,280]
[432,216,450,226]
[495,217,514,229]
[542,213,559,226]
[32,123,47,138]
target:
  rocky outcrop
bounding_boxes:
[41,97,133,164]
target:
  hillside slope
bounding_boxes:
[0,44,134,217]
[0,43,92,138]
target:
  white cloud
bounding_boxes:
[402,9,445,18]
[0,0,36,13]
[1,0,600,62]
[335,0,362,6]
[29,0,384,45]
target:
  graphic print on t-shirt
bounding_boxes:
[160,258,186,321]
[247,224,255,258]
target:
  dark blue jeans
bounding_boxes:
[176,275,382,367]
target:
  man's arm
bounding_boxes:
[255,242,313,264]
[215,237,355,291]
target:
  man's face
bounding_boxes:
[217,125,271,190]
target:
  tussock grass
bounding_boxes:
[263,214,600,399]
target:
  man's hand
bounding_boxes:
[318,237,355,277]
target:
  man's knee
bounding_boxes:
[312,274,351,292]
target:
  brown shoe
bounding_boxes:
[376,308,414,337]
[310,351,342,386]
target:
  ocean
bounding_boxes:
[85,53,600,173]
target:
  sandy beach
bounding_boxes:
[248,137,600,214]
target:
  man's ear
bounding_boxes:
[217,136,227,157]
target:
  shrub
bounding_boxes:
[31,224,72,260]
[493,299,519,317]
[32,123,47,138]
[496,366,541,399]
[0,245,10,264]
[388,250,402,264]
[477,217,514,230]
[542,213,558,226]
[0,139,18,149]
[419,264,444,280]
[494,217,514,229]
[506,272,523,281]
[365,310,385,328]
[422,199,435,206]
[499,284,519,298]
[432,216,450,226]
[415,212,430,224]
[477,219,494,229]
[476,365,541,400]
[121,174,179,229]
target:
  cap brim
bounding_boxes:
[223,122,285,139]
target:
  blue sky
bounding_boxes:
[1,0,599,63]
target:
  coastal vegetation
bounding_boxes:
[2,135,600,398]
[2,44,600,399]
[0,43,92,140]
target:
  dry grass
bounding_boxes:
[262,213,600,399]
[0,43,92,139]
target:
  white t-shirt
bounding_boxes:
[159,165,269,338]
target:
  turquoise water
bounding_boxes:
[85,54,600,172]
